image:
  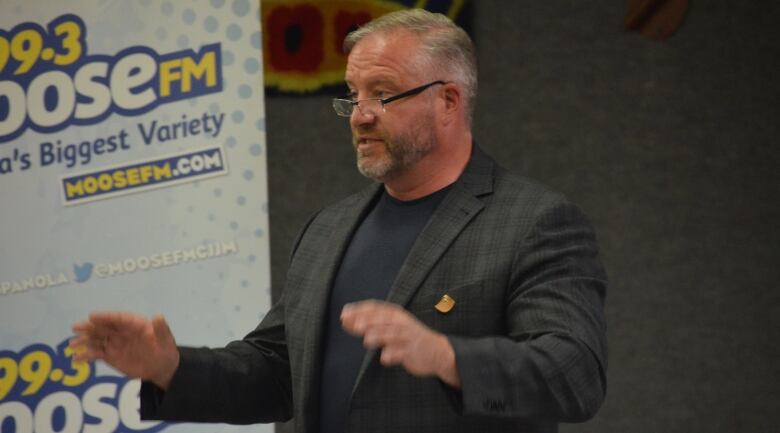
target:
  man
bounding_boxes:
[71,9,607,433]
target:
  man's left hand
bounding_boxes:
[341,300,461,388]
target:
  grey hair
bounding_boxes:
[344,9,478,126]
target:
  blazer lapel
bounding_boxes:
[385,183,486,307]
[298,182,383,431]
[350,145,496,397]
[391,144,495,308]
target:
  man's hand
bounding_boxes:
[340,300,461,388]
[70,312,180,390]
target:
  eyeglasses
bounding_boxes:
[332,80,446,117]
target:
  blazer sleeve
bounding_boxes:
[448,199,608,422]
[139,298,294,424]
[139,209,327,423]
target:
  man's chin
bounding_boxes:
[357,157,396,182]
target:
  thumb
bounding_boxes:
[149,314,180,389]
[151,314,175,346]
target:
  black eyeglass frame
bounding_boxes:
[332,80,447,117]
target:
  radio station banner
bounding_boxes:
[0,1,272,433]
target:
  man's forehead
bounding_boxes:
[345,31,422,85]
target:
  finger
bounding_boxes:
[379,347,402,367]
[363,326,386,349]
[73,346,100,362]
[68,335,88,348]
[71,325,112,356]
[72,326,114,344]
[340,302,370,332]
[89,311,145,334]
[342,300,400,320]
[69,332,96,352]
[363,323,405,349]
[68,336,100,361]
[341,300,391,326]
[71,338,106,362]
[68,337,88,361]
[71,319,94,333]
[341,302,405,334]
[71,321,118,351]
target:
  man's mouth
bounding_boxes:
[355,137,384,149]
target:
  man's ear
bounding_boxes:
[439,82,462,125]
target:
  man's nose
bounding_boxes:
[350,104,376,128]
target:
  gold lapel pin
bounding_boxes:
[435,294,456,314]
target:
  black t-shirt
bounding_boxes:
[318,185,452,433]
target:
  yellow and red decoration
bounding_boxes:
[262,0,468,93]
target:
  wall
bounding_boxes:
[265,1,779,431]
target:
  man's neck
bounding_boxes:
[384,137,472,201]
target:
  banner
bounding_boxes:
[0,1,271,433]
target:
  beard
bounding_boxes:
[352,113,436,182]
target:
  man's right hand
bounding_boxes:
[70,312,180,390]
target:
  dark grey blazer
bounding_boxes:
[142,146,608,433]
